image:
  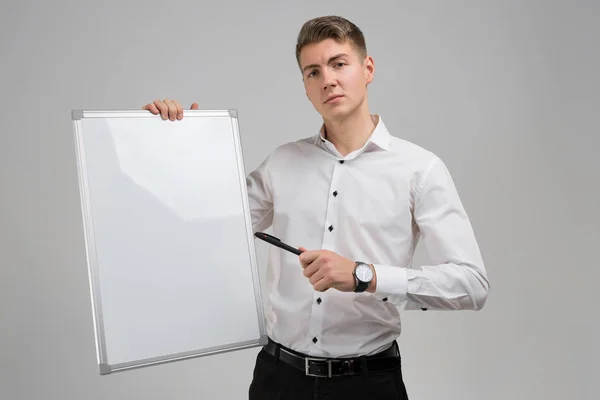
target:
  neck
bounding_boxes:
[322,103,377,157]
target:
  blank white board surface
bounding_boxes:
[71,109,267,375]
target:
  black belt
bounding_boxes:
[263,338,400,378]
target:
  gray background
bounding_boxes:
[1,1,598,399]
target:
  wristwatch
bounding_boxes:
[353,262,374,293]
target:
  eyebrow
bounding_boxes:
[302,53,349,73]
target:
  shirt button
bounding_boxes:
[312,337,318,343]
[333,191,338,197]
[328,225,334,232]
[339,160,344,164]
[317,298,322,304]
[382,297,388,302]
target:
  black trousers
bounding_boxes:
[248,341,409,400]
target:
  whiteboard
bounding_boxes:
[71,109,267,375]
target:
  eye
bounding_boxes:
[307,70,318,78]
[335,62,346,68]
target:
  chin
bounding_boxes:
[321,105,355,120]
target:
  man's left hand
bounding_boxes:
[298,247,358,292]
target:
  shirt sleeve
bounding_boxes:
[372,156,490,311]
[246,153,275,233]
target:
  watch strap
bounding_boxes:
[353,262,371,293]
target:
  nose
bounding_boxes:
[321,69,336,90]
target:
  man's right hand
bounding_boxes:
[142,98,199,121]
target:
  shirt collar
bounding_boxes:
[313,114,392,154]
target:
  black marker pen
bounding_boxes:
[254,232,302,256]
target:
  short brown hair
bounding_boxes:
[295,16,367,69]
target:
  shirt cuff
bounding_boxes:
[372,264,408,304]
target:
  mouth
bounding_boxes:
[324,95,344,104]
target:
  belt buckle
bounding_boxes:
[305,357,332,378]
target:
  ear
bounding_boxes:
[364,55,375,84]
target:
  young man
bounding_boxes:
[143,15,489,400]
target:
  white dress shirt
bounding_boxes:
[246,115,489,358]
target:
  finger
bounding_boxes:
[190,102,199,110]
[154,100,168,120]
[164,98,177,121]
[309,269,325,285]
[299,250,320,268]
[173,99,184,120]
[142,103,159,114]
[313,277,330,292]
[298,246,308,254]
[303,256,323,278]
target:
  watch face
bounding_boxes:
[356,264,373,282]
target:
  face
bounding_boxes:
[299,38,375,121]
